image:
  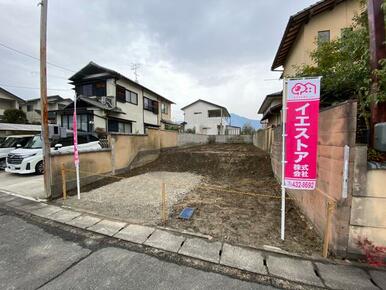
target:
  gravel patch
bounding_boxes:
[60,171,202,224]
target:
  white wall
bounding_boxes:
[183,101,229,135]
[143,91,159,126]
[114,79,144,134]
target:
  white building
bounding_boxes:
[57,62,174,134]
[0,87,25,120]
[181,99,239,135]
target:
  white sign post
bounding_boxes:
[73,96,81,199]
[281,79,288,240]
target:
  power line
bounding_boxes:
[0,83,72,91]
[0,42,75,73]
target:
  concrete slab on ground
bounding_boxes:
[0,214,90,290]
[0,172,44,199]
[48,209,82,223]
[370,270,386,290]
[179,237,222,264]
[316,262,378,290]
[65,214,102,229]
[88,219,127,236]
[31,205,62,218]
[144,229,185,253]
[267,256,323,287]
[220,243,267,275]
[41,247,270,290]
[114,224,155,244]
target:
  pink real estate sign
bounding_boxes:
[284,78,320,190]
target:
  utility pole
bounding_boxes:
[368,0,386,146]
[39,0,51,199]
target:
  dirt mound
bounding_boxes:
[127,144,273,180]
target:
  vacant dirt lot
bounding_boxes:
[60,144,322,255]
[127,144,322,255]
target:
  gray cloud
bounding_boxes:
[0,0,317,119]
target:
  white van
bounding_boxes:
[6,133,102,174]
[0,135,34,169]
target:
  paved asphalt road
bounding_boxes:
[0,209,277,290]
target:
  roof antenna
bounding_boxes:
[130,63,140,83]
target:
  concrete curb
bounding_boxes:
[0,191,384,290]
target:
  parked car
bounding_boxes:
[0,135,34,170]
[5,133,101,174]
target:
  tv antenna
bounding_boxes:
[131,63,140,82]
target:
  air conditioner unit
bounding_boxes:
[374,122,386,152]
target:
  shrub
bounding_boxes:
[2,109,27,124]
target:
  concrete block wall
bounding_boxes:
[269,100,358,256]
[253,127,273,152]
[349,145,386,255]
[215,135,252,144]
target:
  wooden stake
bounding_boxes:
[161,182,167,225]
[322,201,335,258]
[61,163,67,200]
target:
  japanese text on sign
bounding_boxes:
[284,78,320,190]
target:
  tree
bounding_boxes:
[294,5,386,128]
[241,122,255,135]
[2,109,27,124]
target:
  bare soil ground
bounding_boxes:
[127,144,322,255]
[59,144,322,256]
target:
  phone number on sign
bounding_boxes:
[285,180,316,189]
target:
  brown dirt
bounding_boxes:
[124,144,322,256]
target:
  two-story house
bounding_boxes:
[181,99,234,135]
[24,95,72,124]
[258,0,362,126]
[0,87,25,121]
[57,62,174,134]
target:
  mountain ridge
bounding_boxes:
[230,113,261,129]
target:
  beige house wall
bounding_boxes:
[283,0,362,76]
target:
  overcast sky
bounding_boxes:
[0,0,317,120]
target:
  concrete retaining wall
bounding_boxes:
[50,129,254,198]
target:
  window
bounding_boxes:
[194,112,202,114]
[27,104,33,112]
[62,114,92,132]
[107,119,132,134]
[143,97,159,114]
[125,90,138,105]
[76,81,106,97]
[116,86,138,104]
[208,109,222,118]
[161,103,168,114]
[317,30,330,44]
[116,85,126,102]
